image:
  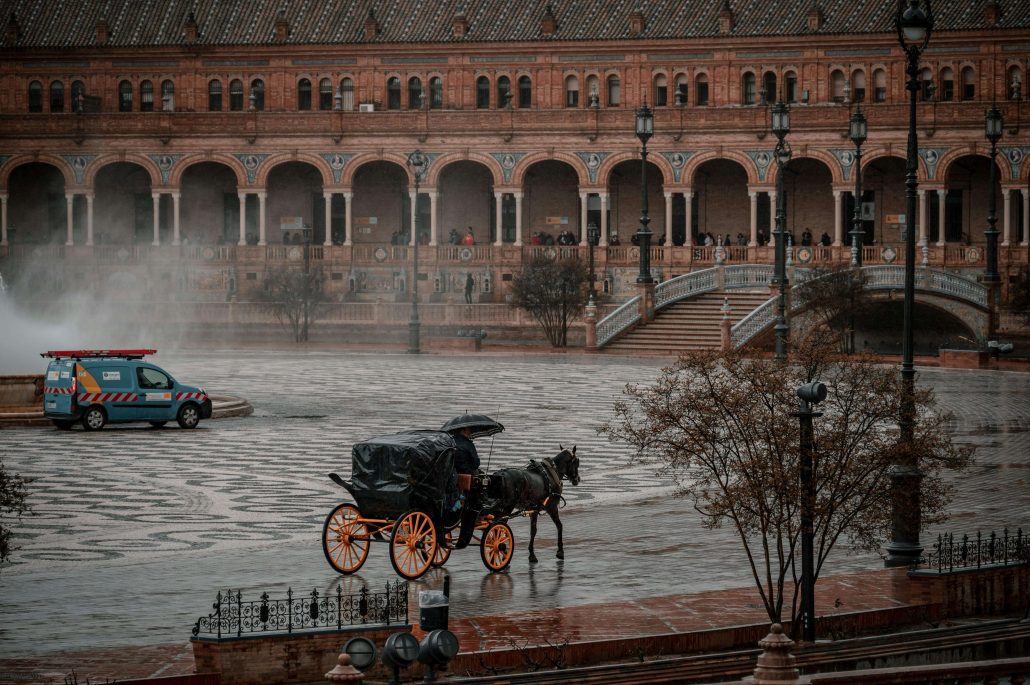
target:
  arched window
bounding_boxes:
[695,73,709,105]
[476,76,490,109]
[497,76,511,108]
[298,78,312,110]
[161,79,175,111]
[830,70,846,103]
[408,77,423,109]
[654,74,668,106]
[319,78,332,110]
[674,73,688,105]
[939,67,954,101]
[118,80,133,111]
[28,80,43,112]
[606,74,620,106]
[873,68,887,102]
[140,80,153,112]
[565,75,579,107]
[784,71,798,103]
[518,75,531,108]
[71,80,86,112]
[250,79,264,110]
[340,77,355,110]
[585,75,599,106]
[229,79,244,110]
[762,72,777,103]
[208,79,223,111]
[50,80,65,112]
[386,77,401,109]
[430,76,443,108]
[742,72,756,105]
[851,70,866,103]
[919,67,934,101]
[1010,66,1023,101]
[961,66,975,101]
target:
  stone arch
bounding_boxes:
[510,151,589,187]
[83,153,162,188]
[937,147,1000,184]
[339,152,411,187]
[766,148,843,185]
[0,154,74,188]
[596,151,673,188]
[170,153,248,187]
[681,150,757,186]
[256,152,333,187]
[426,152,502,187]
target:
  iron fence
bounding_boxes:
[191,581,408,638]
[923,528,1029,572]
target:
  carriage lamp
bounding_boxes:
[382,631,420,685]
[418,628,460,683]
[342,636,377,671]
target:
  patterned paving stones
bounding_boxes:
[0,350,1027,681]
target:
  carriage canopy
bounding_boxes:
[346,430,456,518]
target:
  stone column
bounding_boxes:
[238,192,247,246]
[408,190,417,246]
[684,191,694,247]
[767,191,776,237]
[85,193,95,246]
[151,192,161,246]
[1022,188,1029,246]
[0,193,7,246]
[323,191,333,246]
[599,192,609,246]
[1002,188,1012,247]
[514,191,524,246]
[429,191,439,246]
[748,190,759,246]
[171,191,181,246]
[494,191,504,246]
[257,191,267,246]
[664,191,673,245]
[917,189,927,245]
[343,191,353,246]
[833,190,843,247]
[579,191,589,246]
[937,190,946,247]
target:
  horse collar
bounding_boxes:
[540,457,563,495]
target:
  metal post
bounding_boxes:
[587,221,599,304]
[793,382,825,643]
[984,104,1002,353]
[771,99,792,361]
[407,150,428,354]
[635,104,654,284]
[303,228,310,342]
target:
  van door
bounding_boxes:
[135,365,175,420]
[86,364,135,421]
[43,360,77,416]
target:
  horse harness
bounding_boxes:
[528,457,564,507]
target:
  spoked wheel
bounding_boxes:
[432,529,453,567]
[481,521,514,573]
[322,503,370,574]
[390,509,437,580]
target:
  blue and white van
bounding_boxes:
[42,349,212,431]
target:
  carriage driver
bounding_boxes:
[451,426,481,549]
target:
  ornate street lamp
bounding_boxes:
[635,103,654,285]
[771,98,792,361]
[849,106,868,266]
[887,0,933,569]
[984,104,1003,352]
[407,150,429,354]
[587,221,600,305]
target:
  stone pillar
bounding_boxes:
[238,192,247,246]
[514,191,524,246]
[494,191,504,246]
[1002,188,1012,247]
[748,190,759,247]
[171,191,181,246]
[151,192,161,246]
[66,193,77,246]
[664,191,673,246]
[1022,188,1029,246]
[257,190,267,246]
[599,192,609,246]
[343,191,353,246]
[584,300,597,350]
[579,191,589,246]
[752,624,800,684]
[917,189,928,245]
[937,190,946,247]
[429,191,439,246]
[767,191,777,236]
[0,193,7,246]
[684,191,694,247]
[833,190,843,247]
[85,193,95,246]
[323,191,333,246]
[409,190,417,246]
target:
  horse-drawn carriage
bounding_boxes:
[321,424,581,580]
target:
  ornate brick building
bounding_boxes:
[0,0,1027,340]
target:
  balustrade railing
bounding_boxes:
[439,245,494,261]
[724,264,773,288]
[730,297,775,349]
[923,528,1028,573]
[654,268,717,309]
[596,295,641,347]
[862,265,987,306]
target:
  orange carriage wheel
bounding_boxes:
[432,529,452,567]
[322,503,370,574]
[390,510,438,580]
[480,521,514,573]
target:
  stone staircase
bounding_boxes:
[602,290,771,355]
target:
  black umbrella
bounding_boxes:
[440,413,504,439]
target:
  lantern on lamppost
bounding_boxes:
[771,98,792,361]
[984,104,1004,353]
[635,104,654,285]
[848,106,868,266]
[406,150,429,354]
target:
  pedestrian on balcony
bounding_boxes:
[609,233,621,246]
[531,231,542,245]
[448,228,460,245]
[736,233,746,246]
[801,229,813,246]
[704,232,714,247]
[658,234,667,246]
[820,232,832,246]
[465,273,474,304]
[462,227,475,245]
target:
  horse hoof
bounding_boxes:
[529,555,538,563]
[556,551,564,560]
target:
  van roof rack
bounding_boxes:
[41,349,157,360]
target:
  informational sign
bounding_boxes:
[102,371,121,381]
[280,216,304,231]
[355,216,378,225]
[886,213,905,224]
[545,216,569,225]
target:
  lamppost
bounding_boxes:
[794,381,827,643]
[848,105,868,355]
[635,104,654,286]
[984,104,1003,353]
[587,221,600,305]
[302,225,312,342]
[407,150,429,354]
[887,0,933,568]
[771,98,792,361]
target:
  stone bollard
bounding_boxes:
[752,623,801,684]
[584,300,597,350]
[325,652,364,683]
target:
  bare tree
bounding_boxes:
[601,334,972,631]
[256,264,327,342]
[793,266,874,354]
[509,256,589,348]
[1,460,30,570]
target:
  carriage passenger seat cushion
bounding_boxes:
[457,473,473,493]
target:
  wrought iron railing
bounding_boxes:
[596,295,641,347]
[923,528,1028,573]
[191,582,408,638]
[654,267,717,309]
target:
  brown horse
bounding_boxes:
[484,446,580,563]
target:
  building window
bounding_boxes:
[250,79,264,110]
[50,80,64,112]
[919,67,934,101]
[565,75,579,107]
[408,77,423,109]
[961,66,975,101]
[140,80,153,112]
[606,75,620,106]
[785,71,798,103]
[209,79,222,111]
[742,72,756,105]
[229,79,244,111]
[71,80,85,112]
[939,67,954,101]
[476,76,490,109]
[675,73,688,105]
[762,72,777,103]
[497,76,511,108]
[341,77,355,110]
[319,78,332,110]
[161,79,175,111]
[830,70,846,103]
[851,70,865,103]
[298,78,312,110]
[873,68,887,102]
[518,75,531,108]
[386,77,401,109]
[654,74,668,106]
[695,73,709,105]
[430,76,443,108]
[29,80,43,112]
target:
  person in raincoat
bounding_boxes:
[451,425,481,549]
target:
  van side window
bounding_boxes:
[137,367,171,390]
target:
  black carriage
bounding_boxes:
[321,430,515,580]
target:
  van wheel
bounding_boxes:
[149,421,167,428]
[81,406,107,431]
[52,419,75,430]
[177,403,200,429]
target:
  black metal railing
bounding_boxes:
[923,528,1029,572]
[191,581,408,638]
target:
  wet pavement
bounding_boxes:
[0,350,1028,676]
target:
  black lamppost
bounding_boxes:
[887,0,933,569]
[849,106,868,266]
[984,104,1003,352]
[794,381,827,643]
[407,150,429,354]
[587,221,600,305]
[635,104,654,284]
[771,98,792,361]
[302,225,312,342]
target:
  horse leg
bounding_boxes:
[528,512,539,563]
[548,504,564,560]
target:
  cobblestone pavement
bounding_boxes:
[0,351,1027,670]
